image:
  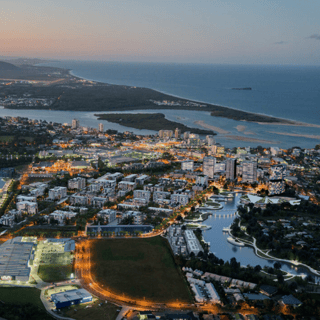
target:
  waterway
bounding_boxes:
[201,193,319,280]
[1,107,319,149]
[0,179,5,189]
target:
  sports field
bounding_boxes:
[36,240,74,282]
[90,236,193,303]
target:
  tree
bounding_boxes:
[277,273,284,284]
[274,262,282,270]
[254,265,262,273]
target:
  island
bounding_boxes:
[95,113,215,135]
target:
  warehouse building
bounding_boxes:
[51,288,92,309]
[0,237,35,282]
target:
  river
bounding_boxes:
[201,193,319,280]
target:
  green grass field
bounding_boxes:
[0,287,44,309]
[64,299,119,320]
[38,264,73,282]
[91,236,193,303]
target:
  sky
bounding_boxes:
[1,0,320,65]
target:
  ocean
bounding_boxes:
[4,61,320,148]
[43,61,320,125]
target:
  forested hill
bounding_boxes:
[0,61,20,71]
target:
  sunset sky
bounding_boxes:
[1,0,320,64]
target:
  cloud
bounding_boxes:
[274,41,286,45]
[308,34,320,40]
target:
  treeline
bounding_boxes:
[0,302,53,320]
[0,156,32,169]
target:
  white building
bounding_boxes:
[196,175,208,187]
[72,119,79,129]
[118,181,136,191]
[99,123,104,132]
[68,177,86,190]
[171,193,189,206]
[97,209,117,224]
[16,201,38,215]
[203,156,216,179]
[181,160,194,171]
[184,230,203,256]
[133,190,151,202]
[48,187,67,200]
[242,161,257,183]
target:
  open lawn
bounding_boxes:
[91,236,193,303]
[0,287,44,309]
[38,264,73,282]
[64,299,119,320]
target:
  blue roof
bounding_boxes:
[281,294,302,305]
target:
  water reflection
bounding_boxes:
[202,193,319,279]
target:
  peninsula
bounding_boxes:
[0,60,304,126]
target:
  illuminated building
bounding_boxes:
[203,156,216,179]
[72,118,79,129]
[51,288,92,309]
[175,128,181,139]
[0,237,34,282]
[226,158,237,180]
[242,161,257,183]
[268,164,286,195]
[181,160,194,171]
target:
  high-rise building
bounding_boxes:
[72,119,79,129]
[206,135,215,146]
[268,164,286,195]
[203,156,216,179]
[226,158,237,180]
[99,123,104,132]
[242,161,257,183]
[175,128,181,139]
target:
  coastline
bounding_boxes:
[2,62,320,130]
[26,63,320,128]
[70,68,320,129]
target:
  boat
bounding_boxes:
[222,227,230,232]
[227,237,245,247]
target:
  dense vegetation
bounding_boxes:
[233,201,320,270]
[0,287,53,320]
[95,113,214,134]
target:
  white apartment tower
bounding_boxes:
[99,123,104,132]
[242,161,257,184]
[203,156,216,179]
[72,119,80,129]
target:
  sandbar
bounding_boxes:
[194,120,230,134]
[225,135,278,144]
[269,131,320,140]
